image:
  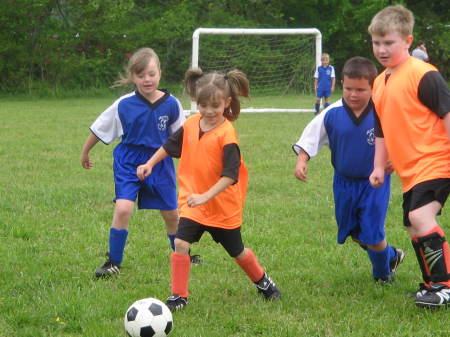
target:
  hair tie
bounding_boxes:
[224,74,229,80]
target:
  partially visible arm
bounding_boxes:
[294,149,310,182]
[80,133,100,169]
[187,176,234,207]
[136,147,169,180]
[369,137,389,187]
[331,77,336,93]
[444,112,450,139]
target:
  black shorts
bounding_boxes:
[402,178,450,226]
[176,217,245,258]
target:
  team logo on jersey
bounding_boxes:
[158,115,169,131]
[366,128,375,145]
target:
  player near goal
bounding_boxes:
[314,53,336,115]
[137,68,281,312]
[293,56,405,285]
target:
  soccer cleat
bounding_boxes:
[94,253,120,278]
[374,274,394,285]
[390,248,405,275]
[415,283,450,308]
[255,273,281,300]
[166,295,188,312]
[410,283,430,299]
[190,254,202,265]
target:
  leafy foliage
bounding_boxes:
[0,0,448,94]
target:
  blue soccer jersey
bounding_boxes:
[314,65,335,92]
[90,90,184,148]
[293,98,376,179]
[90,90,185,210]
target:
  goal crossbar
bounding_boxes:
[187,27,322,114]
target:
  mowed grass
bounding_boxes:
[0,93,449,337]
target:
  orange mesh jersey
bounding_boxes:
[372,57,450,192]
[177,114,248,229]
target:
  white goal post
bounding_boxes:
[188,27,322,114]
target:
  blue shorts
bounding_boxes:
[333,173,390,245]
[113,143,177,210]
[316,88,331,99]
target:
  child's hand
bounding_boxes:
[187,194,208,207]
[369,167,385,187]
[294,161,308,182]
[136,164,152,180]
[81,153,92,169]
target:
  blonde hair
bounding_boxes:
[368,5,414,38]
[321,53,330,60]
[112,47,161,87]
[184,68,250,121]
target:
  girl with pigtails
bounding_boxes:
[137,68,281,312]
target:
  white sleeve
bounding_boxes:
[331,66,336,78]
[90,99,123,144]
[169,97,186,135]
[314,66,319,79]
[293,112,329,158]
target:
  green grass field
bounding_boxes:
[1,94,449,337]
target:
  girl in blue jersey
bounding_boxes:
[81,47,197,278]
[293,56,405,284]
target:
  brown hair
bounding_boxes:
[341,56,378,87]
[184,68,250,121]
[112,47,161,87]
[368,5,414,38]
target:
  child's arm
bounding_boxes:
[294,149,310,182]
[331,77,336,93]
[369,137,389,187]
[187,176,235,208]
[80,133,100,169]
[136,147,169,180]
[444,112,450,139]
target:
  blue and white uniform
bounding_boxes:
[90,90,185,210]
[293,99,390,245]
[314,65,335,99]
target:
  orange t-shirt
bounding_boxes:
[177,114,248,229]
[372,57,450,192]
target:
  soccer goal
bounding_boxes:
[188,28,322,114]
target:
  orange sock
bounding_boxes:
[412,225,450,287]
[171,253,190,298]
[235,248,265,282]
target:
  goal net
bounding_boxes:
[189,28,322,114]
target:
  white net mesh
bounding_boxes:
[196,33,317,99]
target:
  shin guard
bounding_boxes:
[171,253,191,298]
[411,227,450,284]
[235,248,265,282]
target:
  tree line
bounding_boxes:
[1,0,448,94]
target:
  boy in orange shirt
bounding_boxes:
[368,5,450,308]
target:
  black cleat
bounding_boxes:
[166,295,188,312]
[415,283,450,308]
[390,248,405,275]
[255,273,281,300]
[94,253,120,278]
[189,254,202,265]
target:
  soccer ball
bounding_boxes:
[124,297,173,337]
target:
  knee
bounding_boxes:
[174,238,190,254]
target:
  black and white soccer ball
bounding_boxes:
[124,297,173,337]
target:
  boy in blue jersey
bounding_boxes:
[81,48,200,278]
[314,53,336,115]
[293,56,405,284]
